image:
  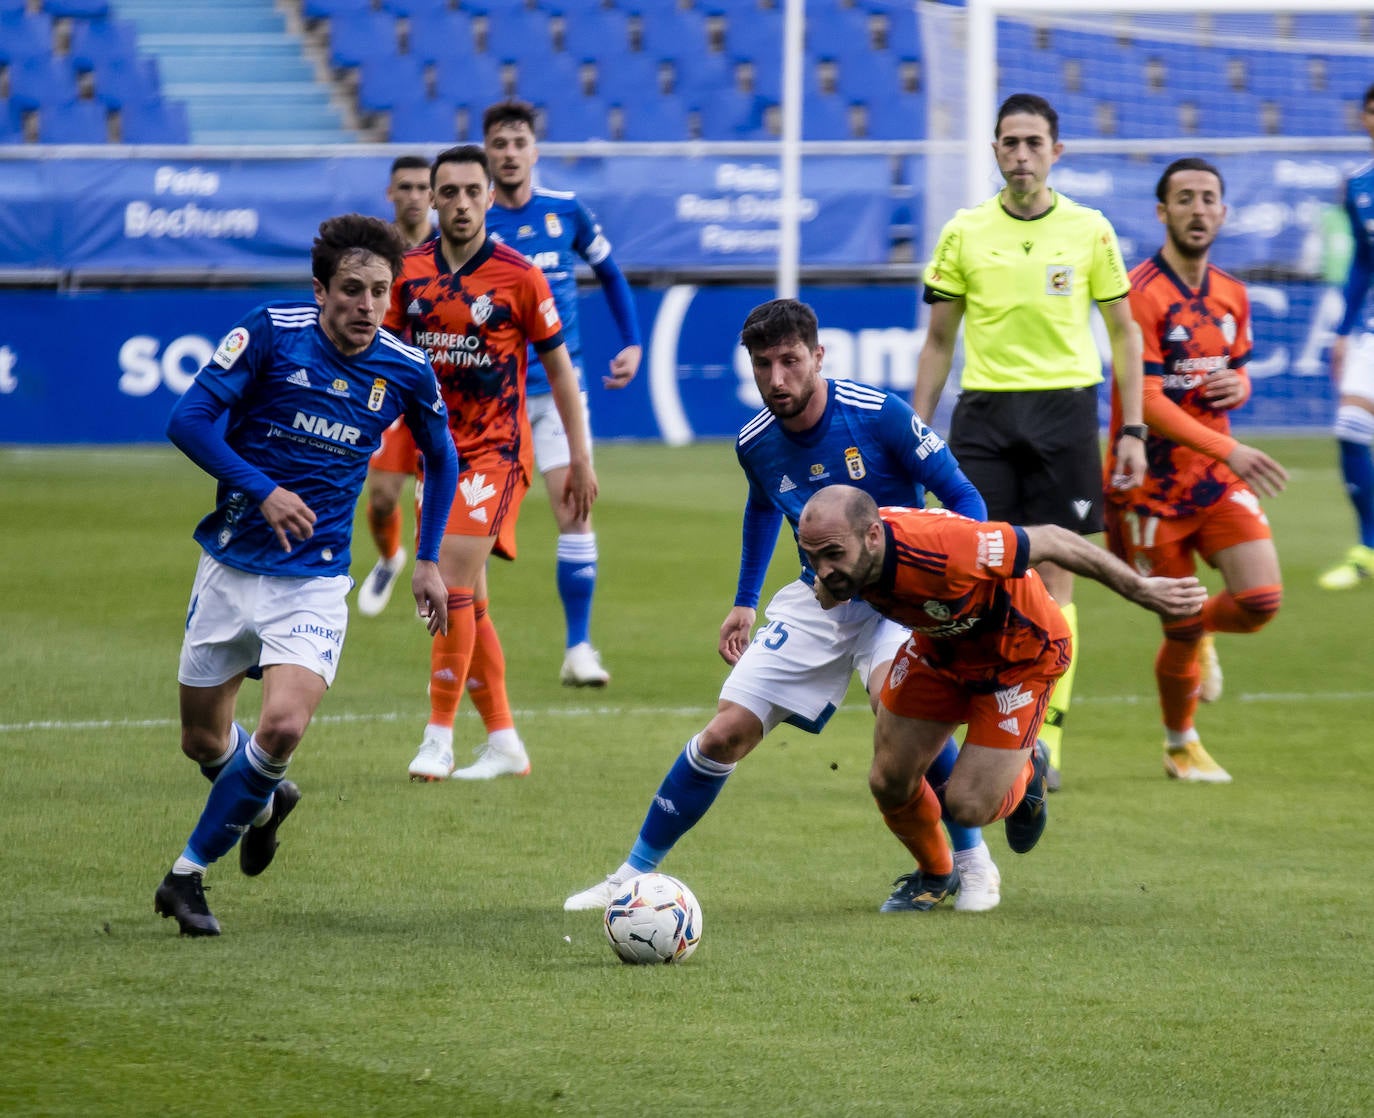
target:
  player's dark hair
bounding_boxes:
[431,145,491,188]
[1364,81,1374,108]
[482,98,537,137]
[996,92,1059,141]
[390,154,430,176]
[740,298,820,354]
[1155,157,1225,203]
[312,213,407,286]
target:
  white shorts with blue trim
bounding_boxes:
[528,388,591,475]
[719,578,909,735]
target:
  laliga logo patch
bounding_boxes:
[471,293,494,326]
[212,327,249,369]
[539,297,559,329]
[367,378,388,412]
[1221,313,1236,345]
[1046,265,1074,296]
[844,446,866,480]
[326,378,350,398]
[545,213,562,237]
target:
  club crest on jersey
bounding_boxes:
[326,378,349,397]
[471,293,494,325]
[212,327,249,369]
[1221,313,1237,345]
[367,378,388,411]
[544,213,562,237]
[1046,265,1073,296]
[889,654,910,688]
[924,600,951,621]
[844,447,866,480]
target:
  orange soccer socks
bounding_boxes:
[428,589,476,729]
[879,779,954,876]
[366,503,403,563]
[466,598,515,735]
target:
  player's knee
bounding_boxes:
[698,712,763,764]
[1162,616,1204,643]
[179,725,225,763]
[252,711,308,758]
[943,787,996,829]
[1232,585,1281,632]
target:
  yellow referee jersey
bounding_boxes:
[923,191,1130,391]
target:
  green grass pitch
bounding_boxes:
[1,438,1371,1116]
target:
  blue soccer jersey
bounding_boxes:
[1338,159,1374,336]
[733,379,986,607]
[184,302,451,577]
[486,188,614,394]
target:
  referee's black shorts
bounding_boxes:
[949,386,1104,534]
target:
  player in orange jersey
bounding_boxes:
[1105,158,1288,785]
[797,486,1204,880]
[386,144,598,783]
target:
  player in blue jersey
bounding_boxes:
[152,214,459,937]
[482,99,643,686]
[565,299,1005,916]
[1319,82,1374,591]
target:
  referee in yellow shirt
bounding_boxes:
[914,93,1147,792]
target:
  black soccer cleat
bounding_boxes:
[878,866,960,912]
[239,781,301,877]
[1004,740,1050,854]
[154,871,221,937]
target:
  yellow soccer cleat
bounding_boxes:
[1163,739,1232,784]
[1198,634,1223,703]
[1317,545,1374,591]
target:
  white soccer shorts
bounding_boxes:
[178,552,351,688]
[528,388,591,475]
[1339,331,1374,403]
[719,578,909,735]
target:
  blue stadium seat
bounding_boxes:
[1113,94,1184,139]
[1282,95,1351,137]
[718,6,778,70]
[431,53,503,108]
[388,96,463,143]
[0,99,23,142]
[616,93,691,141]
[596,53,660,107]
[90,55,162,111]
[7,56,79,112]
[1291,14,1364,40]
[637,6,711,62]
[801,91,853,140]
[356,54,425,114]
[67,18,140,72]
[45,0,110,16]
[866,89,925,141]
[302,0,375,19]
[540,93,610,141]
[667,49,730,103]
[38,97,108,142]
[0,11,53,66]
[406,9,474,67]
[1192,91,1265,137]
[690,86,766,140]
[329,10,399,69]
[118,97,190,143]
[1234,50,1307,99]
[484,6,553,62]
[508,50,580,106]
[562,8,628,63]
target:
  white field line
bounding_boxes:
[3,690,1374,735]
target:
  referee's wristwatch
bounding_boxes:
[1119,424,1148,441]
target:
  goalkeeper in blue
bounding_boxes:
[565,298,1003,915]
[153,214,458,937]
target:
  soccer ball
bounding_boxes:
[603,872,702,965]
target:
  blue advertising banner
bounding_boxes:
[0,281,1342,446]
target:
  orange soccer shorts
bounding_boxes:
[370,417,421,474]
[879,641,1066,751]
[1105,481,1272,579]
[419,450,528,561]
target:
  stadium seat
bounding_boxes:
[44,0,110,16]
[562,8,628,64]
[1191,91,1265,137]
[0,11,53,67]
[866,89,925,141]
[431,53,504,108]
[302,0,375,20]
[596,53,661,108]
[1290,14,1365,41]
[37,97,108,142]
[0,99,23,142]
[668,49,730,104]
[406,9,474,67]
[540,93,610,141]
[388,96,463,143]
[117,97,190,143]
[7,56,79,112]
[616,92,691,141]
[89,55,163,111]
[691,85,767,140]
[1113,94,1186,139]
[508,51,580,106]
[637,6,711,61]
[328,10,400,69]
[1281,95,1352,138]
[1235,50,1307,99]
[356,54,425,114]
[66,17,140,73]
[718,7,779,72]
[484,7,553,62]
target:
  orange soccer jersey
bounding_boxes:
[1107,253,1252,519]
[385,236,564,479]
[859,507,1071,685]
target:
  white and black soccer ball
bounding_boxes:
[603,872,702,965]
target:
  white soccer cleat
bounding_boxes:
[449,734,530,780]
[407,731,453,782]
[560,641,610,687]
[563,873,626,912]
[357,548,407,618]
[1198,634,1223,703]
[954,847,1002,913]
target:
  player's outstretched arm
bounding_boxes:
[1022,524,1207,619]
[718,606,756,665]
[411,559,449,636]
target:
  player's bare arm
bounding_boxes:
[259,487,317,553]
[718,606,756,665]
[1023,523,1207,619]
[1225,444,1289,498]
[605,344,642,390]
[542,342,599,520]
[1102,299,1147,490]
[411,558,449,636]
[912,297,964,423]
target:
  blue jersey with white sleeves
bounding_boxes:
[1338,159,1374,336]
[733,379,986,607]
[487,188,612,395]
[185,301,451,578]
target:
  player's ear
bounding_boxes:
[312,277,327,307]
